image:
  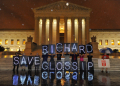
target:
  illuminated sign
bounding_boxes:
[42,45,48,55]
[87,62,94,71]
[72,61,78,71]
[86,44,93,53]
[79,45,85,54]
[80,61,86,71]
[20,56,27,66]
[71,43,78,53]
[34,56,40,66]
[56,43,63,53]
[49,61,55,71]
[42,61,48,71]
[56,61,63,71]
[27,56,34,65]
[64,61,71,71]
[64,43,70,52]
[13,56,19,65]
[49,44,55,54]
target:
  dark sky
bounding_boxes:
[0,0,120,30]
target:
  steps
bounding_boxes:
[0,56,120,71]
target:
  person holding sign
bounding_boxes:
[20,53,27,71]
[87,53,93,62]
[13,53,20,71]
[27,53,34,71]
[79,54,85,61]
[34,53,40,71]
[101,53,109,73]
[70,53,79,62]
[63,51,70,61]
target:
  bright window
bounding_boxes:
[111,40,114,45]
[5,39,8,45]
[118,40,120,45]
[105,40,108,45]
[23,39,25,45]
[11,39,14,45]
[99,40,102,45]
[17,39,20,45]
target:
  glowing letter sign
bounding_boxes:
[34,57,40,66]
[49,44,55,54]
[56,43,63,53]
[13,56,19,65]
[79,45,85,54]
[86,44,93,53]
[56,61,63,71]
[71,43,78,53]
[64,43,70,52]
[42,61,48,71]
[42,45,48,55]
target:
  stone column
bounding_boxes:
[34,17,39,45]
[85,17,90,44]
[71,18,75,43]
[78,18,82,45]
[49,18,53,44]
[64,17,67,43]
[41,18,46,45]
[56,18,60,43]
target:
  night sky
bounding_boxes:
[0,0,120,30]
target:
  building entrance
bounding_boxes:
[59,19,65,43]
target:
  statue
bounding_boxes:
[27,35,33,42]
[91,36,96,42]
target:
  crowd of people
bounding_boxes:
[13,52,95,72]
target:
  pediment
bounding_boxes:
[33,1,91,13]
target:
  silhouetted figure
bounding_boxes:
[13,53,20,71]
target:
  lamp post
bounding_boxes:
[19,46,20,52]
[18,46,21,55]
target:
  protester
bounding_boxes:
[101,53,109,73]
[20,53,27,71]
[42,53,49,61]
[70,53,79,62]
[79,54,85,61]
[27,53,34,71]
[87,53,93,62]
[13,53,20,71]
[57,53,62,60]
[63,51,70,61]
[49,54,55,61]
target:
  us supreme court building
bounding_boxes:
[1,1,120,52]
[33,1,91,46]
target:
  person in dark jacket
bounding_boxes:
[13,53,20,71]
[87,53,93,62]
[27,53,34,71]
[20,53,27,71]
